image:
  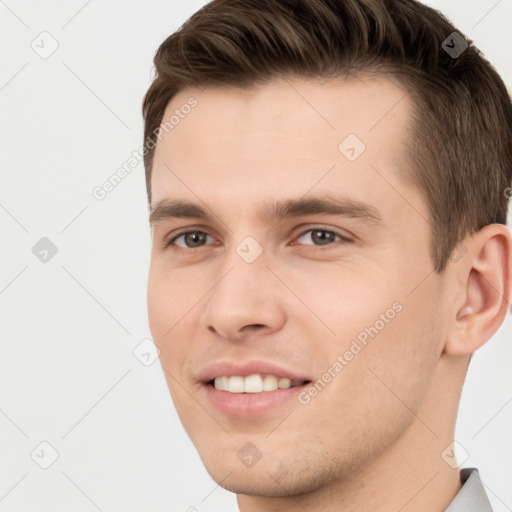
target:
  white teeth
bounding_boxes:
[227,376,244,393]
[278,377,291,389]
[262,375,278,391]
[213,374,304,393]
[244,374,263,393]
[213,376,229,390]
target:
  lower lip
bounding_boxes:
[203,383,308,416]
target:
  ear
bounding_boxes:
[444,223,512,356]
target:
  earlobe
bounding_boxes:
[444,224,512,356]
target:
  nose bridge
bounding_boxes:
[200,236,286,339]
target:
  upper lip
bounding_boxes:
[198,360,312,384]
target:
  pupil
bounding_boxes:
[312,230,333,245]
[186,232,206,247]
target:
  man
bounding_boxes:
[142,0,512,510]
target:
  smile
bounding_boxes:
[212,374,307,393]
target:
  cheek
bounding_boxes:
[298,307,439,463]
[299,263,440,414]
[148,275,194,420]
[285,260,401,341]
[147,266,171,340]
[342,283,442,420]
[147,264,190,369]
[147,258,198,333]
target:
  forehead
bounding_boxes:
[150,77,419,222]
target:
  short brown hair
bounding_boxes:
[142,0,512,272]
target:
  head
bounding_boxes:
[143,0,512,503]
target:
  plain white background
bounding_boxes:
[1,1,511,510]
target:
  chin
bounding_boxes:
[197,444,342,499]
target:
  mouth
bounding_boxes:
[199,361,313,416]
[208,374,310,393]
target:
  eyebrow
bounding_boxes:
[149,195,384,228]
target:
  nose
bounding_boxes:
[199,251,287,342]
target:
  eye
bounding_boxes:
[293,227,351,247]
[166,230,215,249]
[164,226,352,251]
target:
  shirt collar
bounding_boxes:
[445,468,493,511]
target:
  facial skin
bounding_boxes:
[147,77,511,511]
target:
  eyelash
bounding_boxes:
[164,227,353,251]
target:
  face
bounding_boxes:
[147,77,448,496]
